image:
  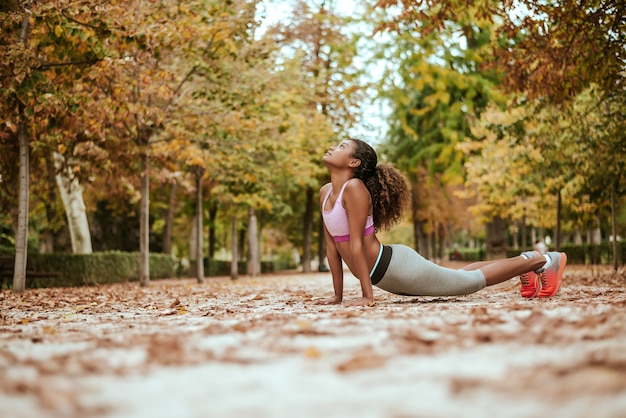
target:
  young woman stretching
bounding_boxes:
[316,139,567,306]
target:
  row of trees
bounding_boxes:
[373,0,626,267]
[1,0,365,291]
[1,0,624,293]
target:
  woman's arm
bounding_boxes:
[343,180,374,306]
[322,225,344,303]
[313,183,344,305]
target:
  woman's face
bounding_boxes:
[322,140,358,168]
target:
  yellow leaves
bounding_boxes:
[302,346,322,358]
[54,25,63,38]
[43,44,55,55]
[186,155,205,168]
[43,325,57,335]
[243,172,256,184]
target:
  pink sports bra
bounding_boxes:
[321,180,375,243]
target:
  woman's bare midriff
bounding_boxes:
[333,234,382,275]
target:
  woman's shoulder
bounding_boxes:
[344,178,367,193]
[342,178,369,203]
[319,182,332,193]
[319,182,332,200]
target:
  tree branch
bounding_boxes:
[36,58,102,70]
[61,8,102,31]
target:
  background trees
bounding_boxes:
[1,0,624,291]
[374,0,626,262]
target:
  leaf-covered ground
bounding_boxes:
[1,263,626,418]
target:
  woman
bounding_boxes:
[316,139,567,306]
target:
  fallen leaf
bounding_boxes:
[336,350,386,373]
[303,346,322,358]
[43,326,56,335]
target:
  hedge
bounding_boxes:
[203,258,297,276]
[4,251,175,288]
[1,251,299,289]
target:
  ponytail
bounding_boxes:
[351,139,410,230]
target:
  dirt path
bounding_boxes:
[1,265,625,418]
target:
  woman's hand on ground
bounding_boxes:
[342,297,374,307]
[311,297,342,305]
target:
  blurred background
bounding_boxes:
[1,0,624,289]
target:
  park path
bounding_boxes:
[1,264,625,418]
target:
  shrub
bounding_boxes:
[22,251,175,288]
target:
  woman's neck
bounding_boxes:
[329,171,355,190]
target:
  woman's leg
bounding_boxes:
[461,260,503,271]
[476,256,546,286]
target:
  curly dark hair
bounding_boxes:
[350,139,410,231]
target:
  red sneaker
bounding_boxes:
[520,270,541,298]
[520,251,541,298]
[536,252,567,298]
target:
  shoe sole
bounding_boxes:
[538,252,567,297]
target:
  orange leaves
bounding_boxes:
[0,267,625,418]
[336,349,387,373]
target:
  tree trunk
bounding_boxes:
[521,212,527,250]
[411,182,430,258]
[317,218,326,271]
[416,220,429,258]
[139,153,150,286]
[590,220,602,244]
[555,189,562,251]
[611,186,618,272]
[13,113,29,293]
[189,213,198,277]
[485,216,507,260]
[574,226,582,245]
[230,214,238,280]
[511,225,519,250]
[162,180,177,255]
[411,184,420,252]
[194,168,204,283]
[428,229,437,260]
[208,200,218,258]
[247,206,260,277]
[437,222,445,262]
[12,16,31,293]
[39,149,57,254]
[302,187,313,273]
[54,153,93,254]
[238,227,246,263]
[590,216,602,265]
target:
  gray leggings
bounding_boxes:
[375,244,486,296]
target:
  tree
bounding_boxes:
[374,0,625,260]
[1,1,106,291]
[374,0,626,103]
[78,0,266,285]
[560,87,626,269]
[264,0,366,271]
[372,2,499,257]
